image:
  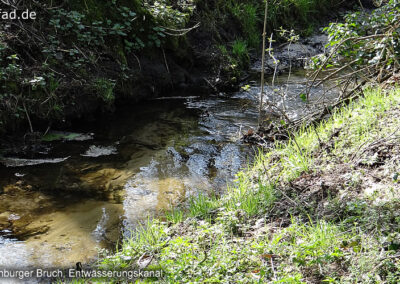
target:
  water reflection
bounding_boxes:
[0,70,334,269]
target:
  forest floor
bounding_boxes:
[89,86,400,283]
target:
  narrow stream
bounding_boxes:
[0,70,335,269]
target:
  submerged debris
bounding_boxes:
[0,157,70,167]
[42,131,94,142]
[242,124,288,146]
[81,145,118,157]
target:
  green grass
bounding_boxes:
[94,78,116,104]
[188,193,218,217]
[164,208,184,224]
[266,0,353,36]
[259,87,400,183]
[94,87,400,282]
[230,3,260,47]
[231,39,250,68]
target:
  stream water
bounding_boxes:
[0,70,335,271]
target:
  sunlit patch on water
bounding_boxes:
[92,208,110,242]
[0,236,30,269]
[214,144,242,177]
[166,147,183,169]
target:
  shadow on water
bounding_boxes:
[0,70,336,269]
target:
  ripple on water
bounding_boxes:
[122,160,160,229]
[214,144,242,175]
[92,208,110,242]
[185,142,217,156]
[186,154,210,177]
[166,147,183,169]
[81,145,118,157]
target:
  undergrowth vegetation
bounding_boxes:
[0,0,165,133]
[0,0,360,134]
[307,0,400,105]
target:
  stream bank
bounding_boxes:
[96,86,400,283]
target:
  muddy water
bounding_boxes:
[0,71,334,269]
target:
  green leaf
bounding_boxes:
[241,85,250,91]
[300,93,307,102]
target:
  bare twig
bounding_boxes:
[259,0,268,127]
[22,100,33,133]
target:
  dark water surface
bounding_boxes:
[0,93,258,269]
[0,71,335,269]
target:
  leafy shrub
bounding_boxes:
[144,0,195,28]
[0,0,172,132]
[94,78,116,104]
[312,0,400,75]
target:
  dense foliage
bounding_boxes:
[310,0,399,85]
[0,0,358,135]
[0,0,177,132]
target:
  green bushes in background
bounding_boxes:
[0,0,359,133]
